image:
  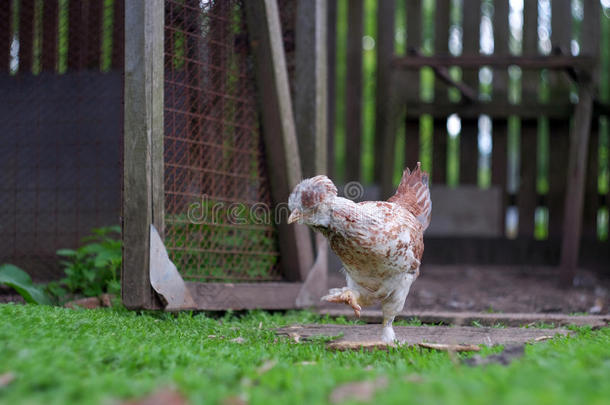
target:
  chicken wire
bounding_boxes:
[0,0,124,281]
[164,0,297,282]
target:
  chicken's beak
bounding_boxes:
[288,210,302,224]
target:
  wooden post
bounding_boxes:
[295,0,327,178]
[19,0,34,73]
[375,0,397,198]
[404,0,421,177]
[560,0,600,284]
[327,0,337,178]
[0,1,10,72]
[344,0,363,182]
[244,0,314,282]
[122,0,164,309]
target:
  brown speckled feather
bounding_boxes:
[388,162,432,230]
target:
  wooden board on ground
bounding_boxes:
[316,308,609,329]
[277,324,570,348]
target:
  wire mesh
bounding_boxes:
[163,0,284,282]
[0,0,124,281]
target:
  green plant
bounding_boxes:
[51,226,122,298]
[0,264,52,305]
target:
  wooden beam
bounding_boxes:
[244,0,314,282]
[344,0,363,182]
[187,282,303,310]
[0,1,10,72]
[295,0,327,177]
[122,0,165,309]
[560,82,595,284]
[404,102,574,119]
[374,0,397,197]
[392,55,595,70]
[19,0,35,73]
[403,1,421,186]
[42,0,59,72]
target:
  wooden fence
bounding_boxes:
[325,0,610,279]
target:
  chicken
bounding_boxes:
[287,163,431,342]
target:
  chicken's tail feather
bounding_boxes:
[387,162,431,230]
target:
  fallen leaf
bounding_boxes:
[418,342,480,352]
[288,332,301,343]
[258,322,262,329]
[0,372,15,388]
[329,377,388,404]
[256,360,277,375]
[99,294,114,307]
[122,388,188,405]
[230,337,245,344]
[64,297,101,309]
[327,340,396,351]
[207,335,217,339]
[298,361,317,366]
[534,335,554,342]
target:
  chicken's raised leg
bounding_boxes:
[321,287,362,317]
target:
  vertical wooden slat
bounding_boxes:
[122,0,165,309]
[327,0,337,178]
[68,0,85,70]
[0,1,12,72]
[244,0,314,282]
[374,0,397,197]
[432,0,450,184]
[517,0,537,237]
[87,0,103,69]
[459,0,480,185]
[42,0,59,72]
[19,0,35,73]
[344,0,363,181]
[112,0,124,69]
[295,0,327,178]
[404,0,421,171]
[547,0,572,237]
[491,0,509,234]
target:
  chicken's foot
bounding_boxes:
[321,288,362,317]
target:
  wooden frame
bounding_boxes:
[123,0,328,310]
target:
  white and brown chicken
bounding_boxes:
[287,163,431,342]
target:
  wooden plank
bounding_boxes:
[188,282,303,310]
[112,0,124,69]
[517,1,538,238]
[0,1,10,72]
[459,0,480,185]
[404,102,574,119]
[404,0,421,180]
[547,119,570,237]
[392,55,595,70]
[432,3,449,186]
[344,0,363,181]
[68,0,84,70]
[278,324,571,345]
[427,186,502,237]
[122,0,165,309]
[87,0,103,69]
[42,0,59,72]
[18,0,35,73]
[317,308,609,328]
[549,0,571,101]
[374,0,398,197]
[244,0,314,282]
[295,0,327,177]
[326,0,337,178]
[560,82,595,283]
[583,119,599,239]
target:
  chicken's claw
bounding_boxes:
[322,289,361,317]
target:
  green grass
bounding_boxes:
[0,304,608,405]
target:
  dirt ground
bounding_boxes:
[2,266,608,315]
[328,265,609,315]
